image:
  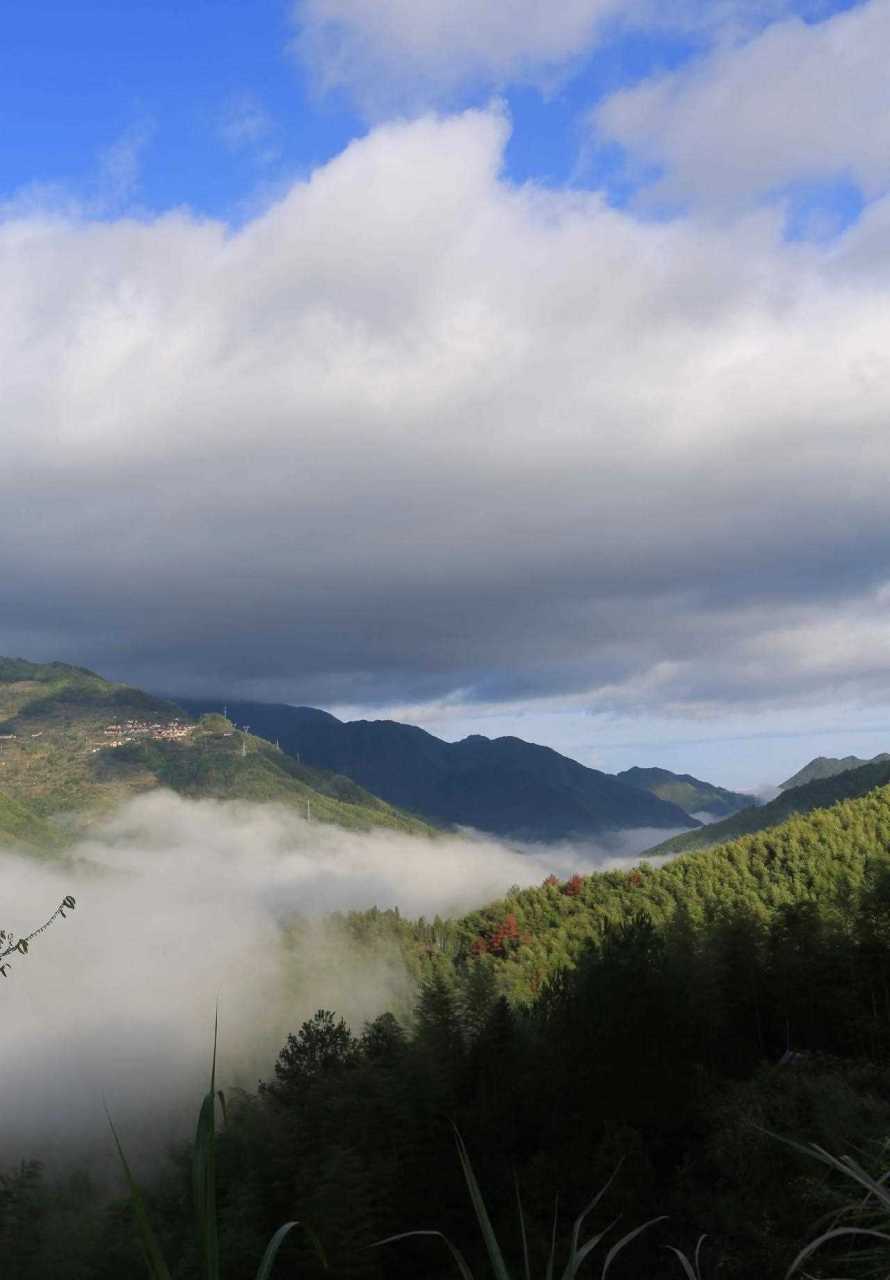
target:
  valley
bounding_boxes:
[5,654,890,1280]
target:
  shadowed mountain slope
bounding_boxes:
[615,766,756,819]
[644,757,890,858]
[176,699,700,840]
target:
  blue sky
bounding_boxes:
[0,0,869,222]
[1,0,358,218]
[4,0,890,791]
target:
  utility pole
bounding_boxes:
[306,799,311,822]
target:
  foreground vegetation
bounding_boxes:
[7,786,890,1276]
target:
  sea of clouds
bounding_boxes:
[0,791,680,1171]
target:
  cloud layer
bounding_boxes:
[288,0,808,114]
[3,108,890,718]
[595,0,890,213]
[0,791,653,1167]
[291,0,619,111]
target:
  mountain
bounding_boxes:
[28,754,890,1280]
[644,756,890,857]
[615,766,757,819]
[0,792,61,854]
[176,699,700,840]
[779,752,890,791]
[0,659,433,847]
[386,775,890,999]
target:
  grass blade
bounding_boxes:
[770,1132,890,1212]
[514,1172,531,1280]
[664,1246,700,1280]
[373,1229,476,1280]
[786,1226,890,1278]
[600,1215,666,1277]
[664,1234,707,1280]
[302,1223,329,1269]
[254,1211,328,1277]
[193,1009,220,1280]
[255,1222,297,1280]
[694,1234,706,1277]
[106,1107,173,1280]
[545,1195,559,1280]
[560,1164,623,1280]
[566,1219,618,1278]
[453,1128,512,1280]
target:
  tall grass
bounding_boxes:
[783,1139,890,1278]
[109,1012,310,1280]
[114,1029,890,1279]
[375,1126,706,1279]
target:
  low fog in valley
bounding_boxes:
[1,792,675,1173]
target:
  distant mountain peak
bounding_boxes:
[288,705,343,725]
[616,766,757,821]
[646,756,890,859]
[779,752,890,791]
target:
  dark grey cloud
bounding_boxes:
[3,110,890,717]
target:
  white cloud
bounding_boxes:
[2,109,890,719]
[94,123,153,211]
[219,93,279,165]
[0,122,154,222]
[0,791,639,1167]
[594,0,890,212]
[288,0,819,116]
[291,0,621,111]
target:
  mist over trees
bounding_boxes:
[7,787,890,1276]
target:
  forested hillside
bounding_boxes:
[0,792,60,852]
[327,779,890,1001]
[615,765,756,818]
[0,659,434,843]
[645,756,890,857]
[11,783,890,1278]
[779,751,890,790]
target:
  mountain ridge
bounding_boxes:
[0,659,435,847]
[615,765,757,819]
[175,698,701,840]
[779,751,890,791]
[644,756,890,857]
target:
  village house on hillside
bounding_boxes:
[93,718,195,752]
